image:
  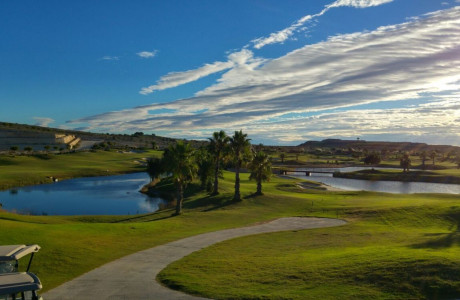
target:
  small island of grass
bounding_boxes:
[334,169,460,184]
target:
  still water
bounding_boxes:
[0,173,166,215]
[289,167,460,194]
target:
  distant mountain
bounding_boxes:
[298,139,460,154]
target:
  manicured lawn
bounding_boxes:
[1,170,459,299]
[157,173,460,299]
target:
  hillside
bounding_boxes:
[299,139,460,154]
[0,122,204,152]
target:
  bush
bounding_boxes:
[363,153,381,165]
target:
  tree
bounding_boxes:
[400,153,411,172]
[146,157,164,182]
[162,142,197,215]
[430,150,437,165]
[10,146,18,152]
[363,152,381,165]
[229,130,251,201]
[248,151,272,195]
[419,151,427,169]
[24,146,33,152]
[208,130,230,195]
[196,147,214,192]
[44,145,50,152]
[280,153,286,163]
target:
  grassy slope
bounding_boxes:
[0,150,162,190]
[1,170,459,299]
[157,173,460,299]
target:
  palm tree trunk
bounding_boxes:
[257,180,262,195]
[175,183,183,215]
[234,162,241,201]
[212,156,220,195]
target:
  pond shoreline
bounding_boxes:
[0,172,166,216]
[333,169,460,184]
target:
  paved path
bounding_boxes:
[43,217,346,300]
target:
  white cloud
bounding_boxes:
[139,49,264,95]
[137,50,158,58]
[327,0,394,9]
[442,1,450,5]
[33,117,54,127]
[140,0,394,92]
[71,7,460,145]
[252,0,394,49]
[101,56,119,61]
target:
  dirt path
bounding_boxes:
[43,217,346,300]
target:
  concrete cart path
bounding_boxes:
[43,217,346,300]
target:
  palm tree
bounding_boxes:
[208,130,230,195]
[146,157,164,182]
[279,153,286,163]
[248,151,272,195]
[229,130,251,201]
[196,147,214,192]
[400,153,411,172]
[419,151,427,169]
[430,150,437,165]
[162,142,197,215]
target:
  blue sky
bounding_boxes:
[1,0,459,145]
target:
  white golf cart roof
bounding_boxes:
[0,245,41,262]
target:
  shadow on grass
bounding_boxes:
[352,260,460,299]
[412,232,460,249]
[184,193,237,212]
[0,158,19,166]
[411,210,460,249]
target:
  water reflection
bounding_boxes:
[0,173,168,216]
[290,167,460,194]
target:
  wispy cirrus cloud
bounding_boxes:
[34,117,54,127]
[140,0,394,95]
[139,49,264,95]
[101,56,119,61]
[137,50,158,58]
[251,0,394,49]
[72,7,460,145]
[247,98,460,144]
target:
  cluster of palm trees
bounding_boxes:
[146,130,272,215]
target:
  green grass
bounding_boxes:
[334,169,460,184]
[0,150,162,190]
[272,152,360,166]
[1,170,459,299]
[156,173,460,299]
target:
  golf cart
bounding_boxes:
[0,245,42,300]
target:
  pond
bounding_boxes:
[288,167,460,194]
[0,173,167,216]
